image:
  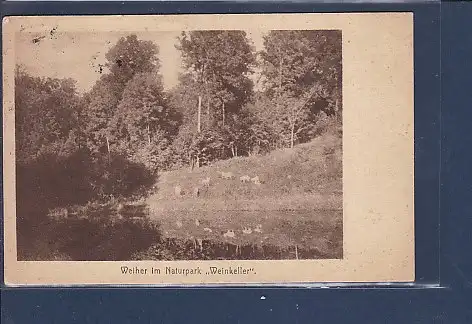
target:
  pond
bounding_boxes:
[17,202,343,261]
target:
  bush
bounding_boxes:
[16,149,94,210]
[17,149,155,206]
[314,111,342,138]
[16,149,157,260]
[88,153,156,200]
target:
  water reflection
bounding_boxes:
[18,202,342,261]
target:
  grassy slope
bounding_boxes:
[148,132,342,210]
[145,130,342,252]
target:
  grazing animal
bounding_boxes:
[201,177,211,187]
[174,185,182,197]
[52,207,69,219]
[287,175,292,180]
[223,230,236,238]
[116,203,124,213]
[251,176,261,185]
[195,219,200,227]
[254,224,263,233]
[240,175,251,183]
[242,227,252,234]
[203,227,213,233]
[218,171,235,180]
[175,220,183,228]
[193,186,200,198]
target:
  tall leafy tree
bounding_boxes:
[243,94,282,153]
[15,66,81,162]
[82,34,162,156]
[110,72,179,172]
[105,34,160,95]
[175,30,256,166]
[177,31,255,122]
[82,77,119,155]
[168,74,203,127]
[112,72,167,146]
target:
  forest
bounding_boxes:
[16,30,343,261]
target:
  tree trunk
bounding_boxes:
[278,56,283,101]
[290,123,295,149]
[222,101,225,126]
[197,95,202,133]
[77,111,82,151]
[189,155,194,171]
[106,136,110,157]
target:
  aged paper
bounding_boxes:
[3,13,414,285]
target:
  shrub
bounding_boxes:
[88,153,156,200]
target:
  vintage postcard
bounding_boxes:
[3,13,414,286]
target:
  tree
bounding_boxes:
[15,66,82,162]
[168,74,206,127]
[243,93,287,152]
[175,31,256,166]
[82,34,162,156]
[259,30,342,148]
[110,72,179,172]
[82,77,119,156]
[105,34,160,95]
[177,31,255,121]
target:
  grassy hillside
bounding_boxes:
[147,131,342,211]
[140,130,343,258]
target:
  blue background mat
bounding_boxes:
[1,1,471,322]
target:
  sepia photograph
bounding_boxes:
[3,14,413,285]
[15,28,343,262]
